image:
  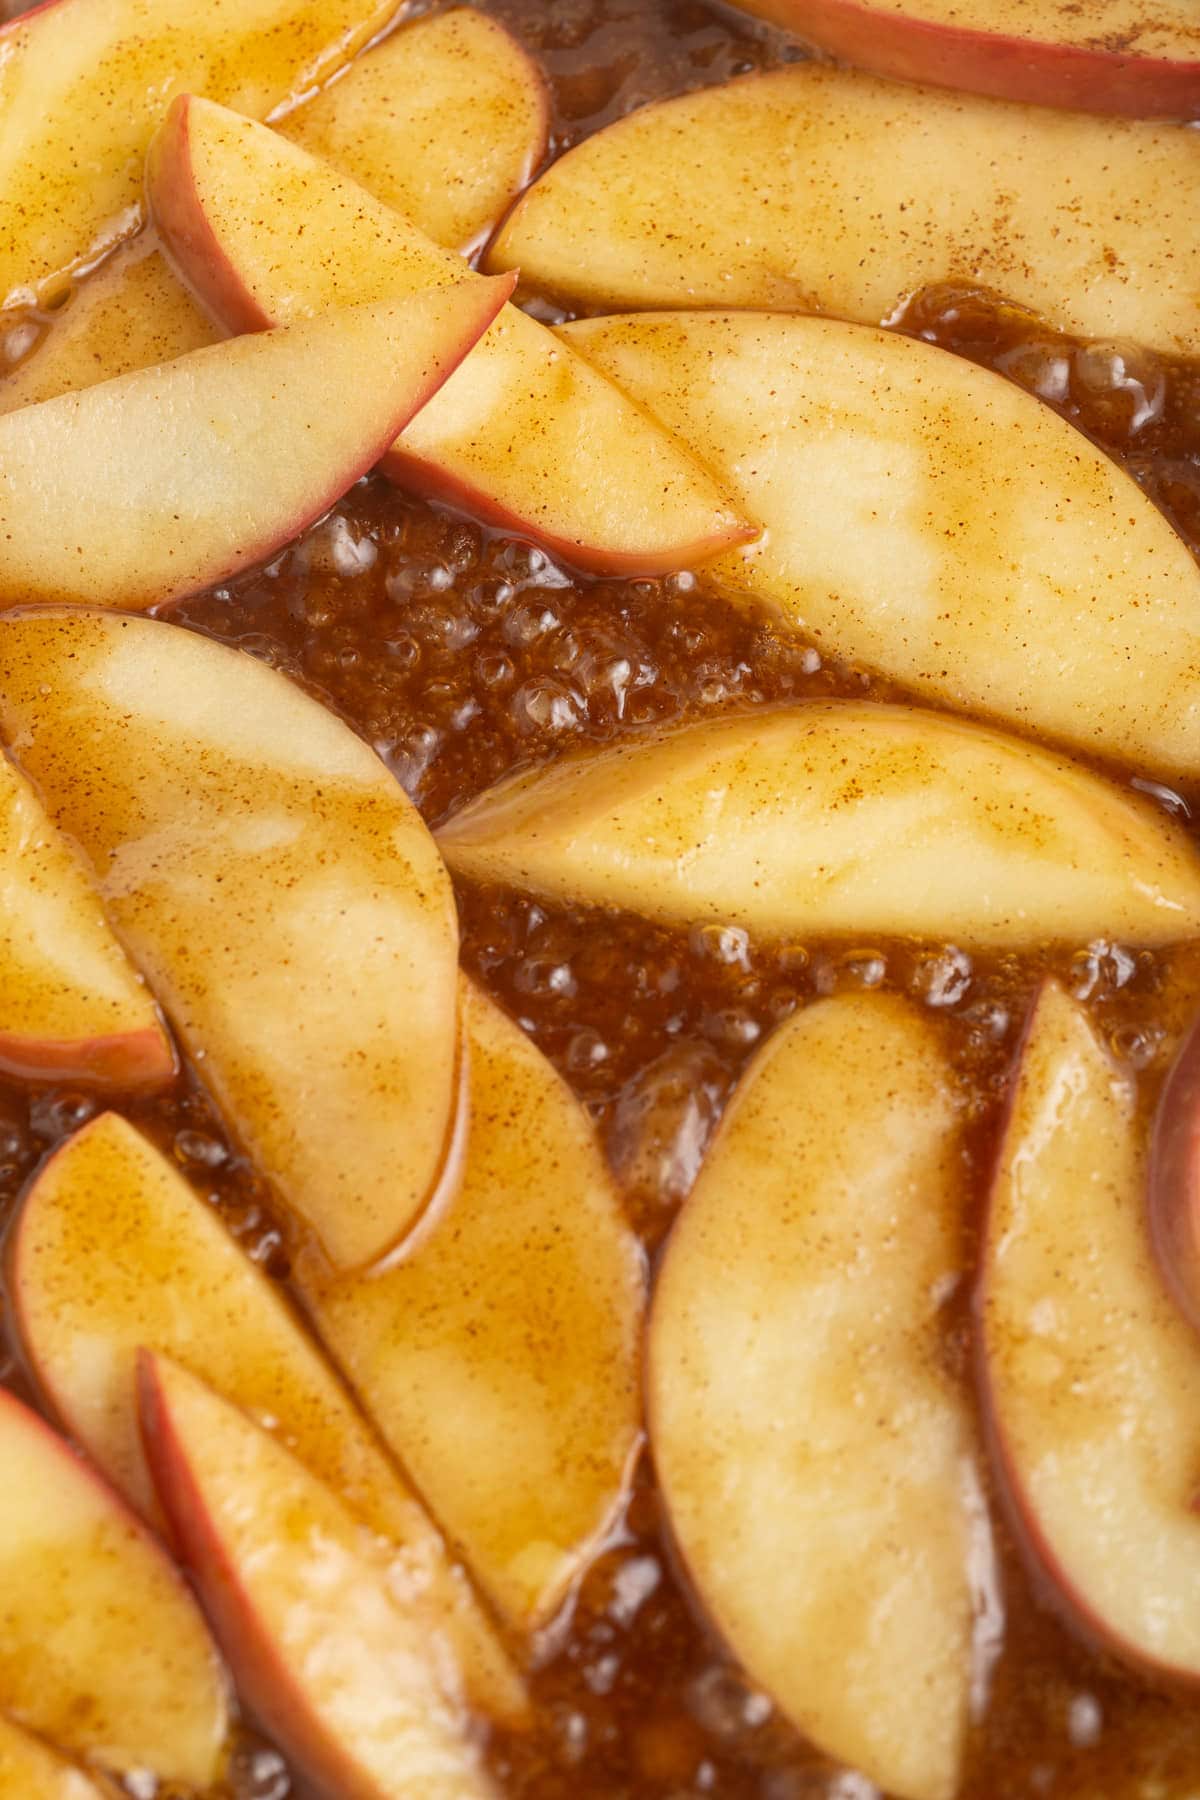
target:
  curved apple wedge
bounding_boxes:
[649,994,982,1800]
[139,1354,498,1800]
[727,0,1200,116]
[563,311,1200,777]
[302,979,646,1631]
[7,1112,524,1726]
[0,608,461,1272]
[490,65,1200,357]
[436,703,1200,949]
[0,1388,227,1783]
[0,283,511,612]
[0,1713,115,1799]
[147,95,750,575]
[979,981,1200,1682]
[1149,1010,1200,1332]
[0,753,173,1088]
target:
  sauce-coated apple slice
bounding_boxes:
[0,283,510,611]
[437,703,1200,949]
[979,981,1200,1682]
[7,1111,524,1726]
[1150,1009,1200,1332]
[0,0,396,307]
[727,0,1200,115]
[303,979,646,1631]
[0,753,173,1087]
[563,311,1200,778]
[0,1711,116,1799]
[490,65,1200,356]
[0,1388,228,1783]
[0,608,461,1272]
[139,1354,498,1800]
[649,994,985,1800]
[146,94,750,575]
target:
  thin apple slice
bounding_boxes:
[1150,1009,1200,1332]
[0,1712,115,1799]
[7,1111,524,1726]
[0,608,460,1272]
[0,0,396,308]
[437,702,1200,950]
[0,283,510,611]
[649,993,983,1800]
[563,310,1200,777]
[147,95,751,575]
[490,65,1200,357]
[280,8,549,252]
[726,0,1200,115]
[302,979,646,1631]
[979,980,1200,1681]
[0,1388,227,1783]
[140,1354,498,1800]
[0,752,173,1087]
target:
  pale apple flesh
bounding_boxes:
[7,1111,525,1726]
[489,64,1200,358]
[0,1712,115,1800]
[436,702,1200,950]
[0,283,511,612]
[302,978,647,1632]
[139,1354,498,1800]
[729,0,1200,116]
[0,608,463,1273]
[0,1387,228,1783]
[0,752,174,1087]
[979,980,1200,1681]
[147,94,752,575]
[563,310,1200,779]
[1150,1009,1200,1334]
[649,993,983,1800]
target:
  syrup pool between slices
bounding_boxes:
[4,0,1200,1796]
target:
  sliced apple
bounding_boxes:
[0,0,397,308]
[0,608,460,1272]
[0,1387,227,1783]
[564,310,1200,778]
[0,752,173,1087]
[437,702,1200,950]
[727,0,1200,116]
[7,1111,524,1726]
[0,283,510,611]
[0,1712,115,1799]
[649,993,981,1800]
[979,979,1200,1681]
[302,978,646,1632]
[1150,1008,1200,1332]
[139,1354,497,1800]
[147,94,750,575]
[280,8,549,252]
[490,64,1200,357]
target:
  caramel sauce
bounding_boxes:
[4,0,1200,1794]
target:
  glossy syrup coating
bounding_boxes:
[4,0,1200,1796]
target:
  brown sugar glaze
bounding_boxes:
[4,1,1200,1794]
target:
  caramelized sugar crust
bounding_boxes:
[5,1,1200,1796]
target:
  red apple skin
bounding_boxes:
[1149,1008,1200,1334]
[737,0,1200,117]
[0,1023,176,1089]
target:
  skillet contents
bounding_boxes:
[4,0,1200,1796]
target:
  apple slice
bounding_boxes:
[139,1354,497,1800]
[0,283,510,611]
[302,978,646,1631]
[0,1388,227,1783]
[649,993,983,1800]
[436,702,1200,950]
[0,1712,115,1799]
[280,8,550,252]
[147,95,751,575]
[0,752,173,1087]
[1149,1009,1200,1332]
[0,0,396,308]
[726,0,1200,116]
[7,1111,524,1726]
[490,64,1200,357]
[979,980,1200,1681]
[0,608,461,1272]
[563,310,1200,777]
